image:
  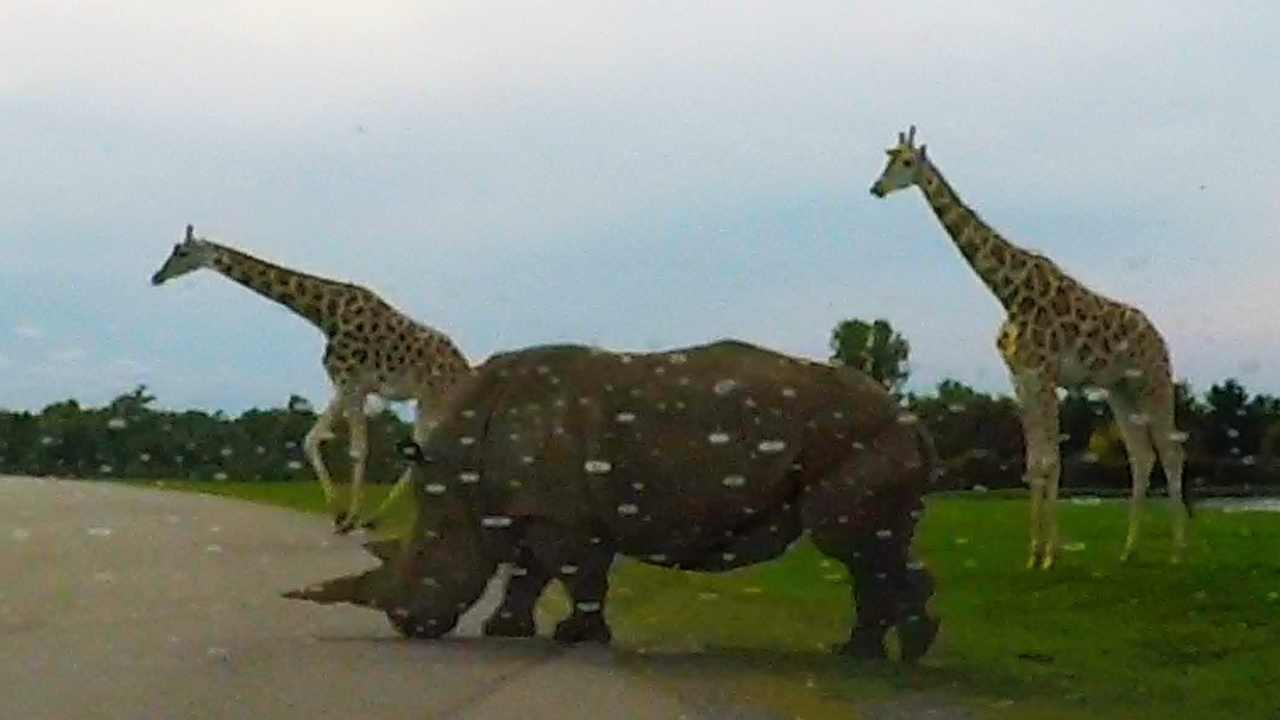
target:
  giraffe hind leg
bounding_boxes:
[1145,389,1189,563]
[1107,394,1158,564]
[362,405,439,534]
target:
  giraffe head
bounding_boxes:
[869,125,928,198]
[151,224,217,285]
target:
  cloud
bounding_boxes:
[12,323,44,339]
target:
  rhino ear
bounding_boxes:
[396,437,432,465]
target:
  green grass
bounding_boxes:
[137,479,1280,720]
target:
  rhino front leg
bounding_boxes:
[521,520,616,645]
[483,551,551,639]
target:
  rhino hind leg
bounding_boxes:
[483,550,551,639]
[520,520,615,645]
[806,496,939,664]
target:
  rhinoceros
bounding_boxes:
[284,339,941,662]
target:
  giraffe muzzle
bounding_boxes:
[870,183,886,198]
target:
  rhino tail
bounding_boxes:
[911,420,945,491]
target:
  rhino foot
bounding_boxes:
[897,615,940,665]
[552,613,612,645]
[483,611,537,639]
[833,634,888,661]
[387,610,457,640]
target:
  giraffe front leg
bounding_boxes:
[337,398,370,535]
[303,396,344,526]
[1009,369,1062,571]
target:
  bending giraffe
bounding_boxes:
[868,126,1189,570]
[151,224,473,534]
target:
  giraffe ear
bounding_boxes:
[917,144,928,159]
[184,224,196,243]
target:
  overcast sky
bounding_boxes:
[2,2,1277,414]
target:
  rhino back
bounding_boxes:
[437,341,905,560]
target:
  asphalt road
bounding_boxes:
[0,476,772,720]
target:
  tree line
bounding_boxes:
[830,318,1280,493]
[1,320,1277,493]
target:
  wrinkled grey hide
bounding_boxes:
[284,340,941,662]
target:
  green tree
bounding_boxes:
[829,318,910,394]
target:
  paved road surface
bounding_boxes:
[0,476,772,720]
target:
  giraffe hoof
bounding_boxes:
[333,511,349,529]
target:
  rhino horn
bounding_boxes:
[281,567,389,609]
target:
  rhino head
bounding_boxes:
[283,439,499,638]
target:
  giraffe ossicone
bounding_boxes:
[869,126,1190,570]
[151,224,473,534]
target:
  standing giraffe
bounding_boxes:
[868,126,1189,569]
[151,224,474,534]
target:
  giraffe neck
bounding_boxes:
[915,158,1043,310]
[207,242,350,335]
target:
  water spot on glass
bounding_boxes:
[575,601,602,612]
[559,564,579,575]
[895,412,918,425]
[286,460,303,470]
[481,516,513,528]
[632,481,645,490]
[459,436,477,446]
[205,544,223,554]
[647,553,668,562]
[619,354,633,364]
[615,411,637,423]
[220,447,234,457]
[86,527,113,538]
[875,528,893,539]
[459,471,480,484]
[708,432,730,445]
[106,417,127,430]
[139,452,152,463]
[510,566,530,577]
[424,483,447,495]
[712,379,740,396]
[722,475,746,488]
[781,387,797,398]
[213,472,229,482]
[617,503,640,516]
[98,464,113,474]
[584,459,612,475]
[696,592,719,601]
[757,439,786,453]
